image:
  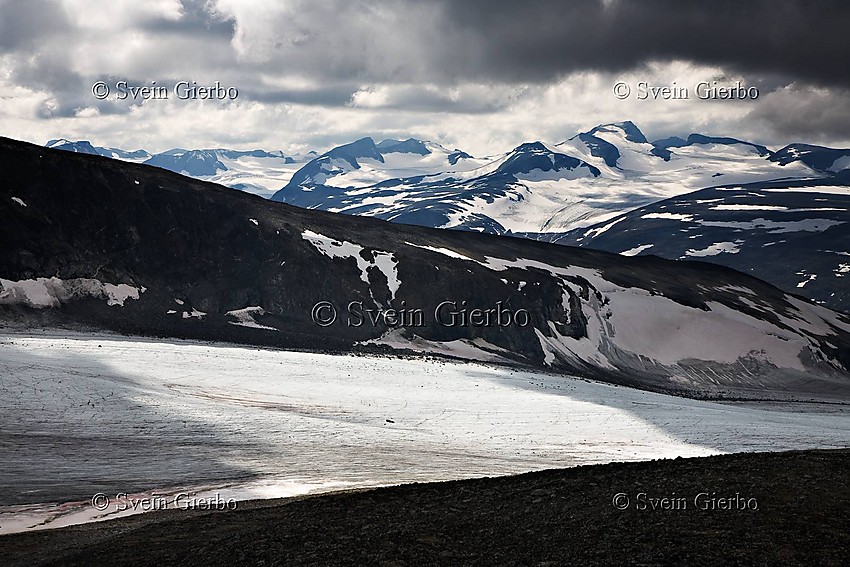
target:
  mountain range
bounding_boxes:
[46,138,317,198]
[44,122,850,312]
[5,136,850,401]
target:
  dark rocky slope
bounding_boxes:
[2,449,848,567]
[2,136,850,399]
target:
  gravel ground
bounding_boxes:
[2,448,848,566]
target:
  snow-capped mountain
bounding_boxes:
[5,136,850,401]
[271,121,826,233]
[769,143,850,173]
[280,136,486,190]
[46,139,150,161]
[144,149,230,176]
[144,148,316,198]
[46,141,317,198]
[550,175,850,313]
[48,123,849,230]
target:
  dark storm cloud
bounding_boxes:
[438,0,850,87]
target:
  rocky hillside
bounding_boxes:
[3,136,850,400]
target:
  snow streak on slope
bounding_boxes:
[1,333,848,534]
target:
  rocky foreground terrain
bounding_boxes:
[2,449,847,566]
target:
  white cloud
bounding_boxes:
[60,0,184,29]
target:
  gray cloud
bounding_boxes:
[747,85,850,146]
[241,85,358,107]
[0,0,70,50]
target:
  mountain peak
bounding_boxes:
[652,134,771,158]
[588,121,649,144]
[497,141,600,177]
[770,143,850,171]
[144,149,227,176]
[376,138,431,156]
[44,139,100,155]
[326,137,384,165]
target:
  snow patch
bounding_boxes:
[0,277,143,308]
[711,204,788,211]
[225,306,277,330]
[303,230,401,300]
[621,244,653,256]
[102,283,141,306]
[685,241,743,257]
[182,309,206,319]
[642,212,694,221]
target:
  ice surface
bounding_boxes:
[1,332,847,534]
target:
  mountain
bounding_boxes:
[271,122,824,234]
[4,136,850,401]
[651,133,771,160]
[269,123,848,309]
[144,149,229,176]
[48,125,847,233]
[550,175,850,313]
[47,141,313,199]
[277,136,485,196]
[46,139,150,161]
[769,143,850,172]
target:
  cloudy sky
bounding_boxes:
[1,0,848,155]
